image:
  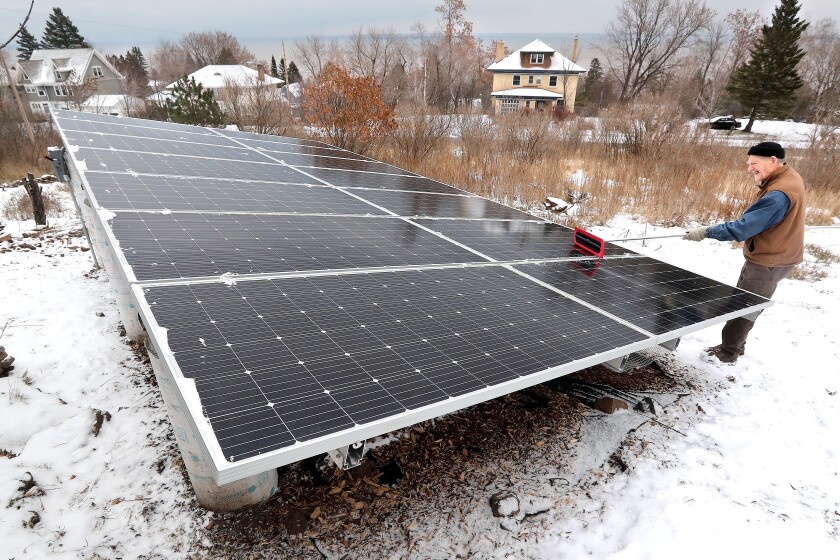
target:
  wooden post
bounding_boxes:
[24,173,47,226]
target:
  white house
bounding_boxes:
[164,65,283,94]
[15,48,125,113]
[81,94,145,117]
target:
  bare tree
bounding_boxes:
[292,35,341,81]
[605,0,713,102]
[217,75,291,135]
[798,18,840,124]
[149,40,196,87]
[180,31,254,67]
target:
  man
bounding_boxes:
[683,141,805,363]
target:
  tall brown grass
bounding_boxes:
[373,103,840,229]
[0,97,59,183]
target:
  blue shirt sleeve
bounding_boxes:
[705,190,791,242]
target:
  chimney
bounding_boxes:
[257,64,265,82]
[495,41,505,63]
[571,36,579,63]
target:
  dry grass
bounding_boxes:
[0,185,70,221]
[372,103,840,230]
[0,100,58,183]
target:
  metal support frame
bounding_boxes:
[602,338,681,372]
[327,441,367,470]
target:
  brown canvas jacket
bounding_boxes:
[743,165,805,267]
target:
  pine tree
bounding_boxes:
[270,55,279,78]
[108,47,150,95]
[164,76,225,126]
[578,57,605,109]
[278,57,287,82]
[287,61,302,84]
[16,25,41,60]
[41,7,92,49]
[726,0,808,132]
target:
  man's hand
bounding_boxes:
[683,226,708,242]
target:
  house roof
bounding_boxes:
[488,39,586,73]
[491,87,564,99]
[82,94,144,108]
[166,65,283,90]
[20,48,122,86]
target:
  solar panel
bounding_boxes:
[83,173,382,214]
[52,109,770,485]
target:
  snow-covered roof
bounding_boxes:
[491,87,564,98]
[20,48,122,86]
[488,39,586,73]
[82,94,143,107]
[166,65,283,90]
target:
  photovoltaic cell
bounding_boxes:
[347,190,537,220]
[109,212,487,281]
[516,259,770,335]
[232,138,376,161]
[302,167,463,194]
[73,147,312,183]
[413,219,638,261]
[83,173,387,215]
[144,267,648,460]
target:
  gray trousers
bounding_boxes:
[720,260,794,355]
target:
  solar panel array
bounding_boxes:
[54,110,769,475]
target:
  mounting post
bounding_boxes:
[327,441,366,470]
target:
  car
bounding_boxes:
[709,115,742,130]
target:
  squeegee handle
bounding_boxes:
[606,234,687,242]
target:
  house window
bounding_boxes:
[92,66,104,78]
[528,75,542,85]
[22,70,31,81]
[500,98,519,113]
[29,102,50,112]
[54,71,65,81]
[54,85,71,97]
[530,53,544,64]
[512,75,520,86]
[24,85,37,94]
[37,86,47,97]
[549,75,558,87]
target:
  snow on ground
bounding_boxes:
[2,120,839,558]
[1,185,205,558]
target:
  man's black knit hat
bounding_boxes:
[747,141,785,159]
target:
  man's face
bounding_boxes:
[747,155,779,184]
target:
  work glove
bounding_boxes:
[683,226,708,242]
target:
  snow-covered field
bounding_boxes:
[1,120,839,558]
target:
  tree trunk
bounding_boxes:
[743,107,757,133]
[24,173,47,226]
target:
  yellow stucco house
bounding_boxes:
[488,39,586,114]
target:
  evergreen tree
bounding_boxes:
[16,25,40,60]
[278,57,287,82]
[108,47,150,95]
[287,61,302,84]
[270,55,279,78]
[41,7,92,49]
[726,0,808,132]
[164,76,225,126]
[578,57,605,109]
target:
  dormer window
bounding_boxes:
[22,70,31,81]
[54,71,65,81]
[530,53,544,64]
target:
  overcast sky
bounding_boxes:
[1,0,836,48]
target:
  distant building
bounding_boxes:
[82,94,145,117]
[15,48,125,113]
[163,65,283,95]
[487,39,586,115]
